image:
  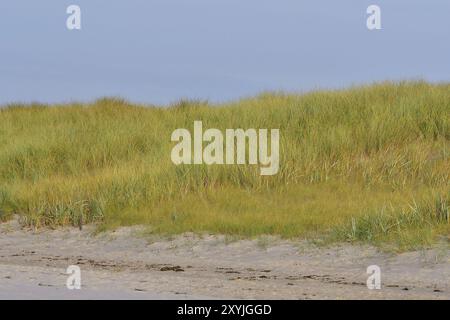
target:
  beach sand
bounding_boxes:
[0,217,448,300]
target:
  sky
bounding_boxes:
[1,0,449,105]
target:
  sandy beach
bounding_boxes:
[0,217,448,300]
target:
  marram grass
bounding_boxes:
[0,81,449,250]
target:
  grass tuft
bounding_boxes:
[332,193,449,250]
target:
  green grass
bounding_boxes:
[0,81,449,250]
[331,195,449,251]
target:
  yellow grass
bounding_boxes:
[0,81,449,250]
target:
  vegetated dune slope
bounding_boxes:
[0,81,449,250]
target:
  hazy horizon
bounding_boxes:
[1,0,450,105]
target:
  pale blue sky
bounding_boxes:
[1,0,449,105]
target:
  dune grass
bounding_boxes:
[0,81,449,250]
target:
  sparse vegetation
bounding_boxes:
[0,81,449,250]
[332,194,449,251]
